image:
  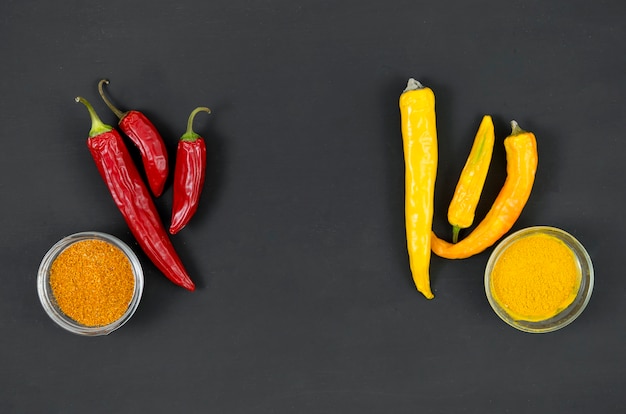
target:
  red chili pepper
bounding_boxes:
[97,79,169,197]
[170,107,211,235]
[75,96,195,291]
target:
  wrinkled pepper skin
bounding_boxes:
[448,115,495,243]
[400,78,438,299]
[76,97,195,291]
[118,110,169,197]
[432,121,537,259]
[98,79,169,197]
[170,107,211,235]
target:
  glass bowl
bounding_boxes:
[484,226,593,333]
[37,231,144,336]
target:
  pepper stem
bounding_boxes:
[181,107,212,142]
[510,120,526,135]
[97,79,126,119]
[403,78,424,92]
[452,225,461,244]
[75,97,113,137]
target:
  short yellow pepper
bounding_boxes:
[448,115,495,243]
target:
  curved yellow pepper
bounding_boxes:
[400,78,438,299]
[448,115,495,243]
[432,121,537,259]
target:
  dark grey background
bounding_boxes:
[2,0,625,412]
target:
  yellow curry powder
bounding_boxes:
[49,239,135,327]
[490,233,581,322]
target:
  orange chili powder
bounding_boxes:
[49,239,135,327]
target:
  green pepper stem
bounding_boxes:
[452,225,461,244]
[97,79,125,120]
[510,120,526,135]
[180,107,211,142]
[75,96,113,137]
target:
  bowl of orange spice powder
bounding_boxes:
[37,232,143,336]
[484,226,594,333]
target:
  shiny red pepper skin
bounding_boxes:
[170,138,206,234]
[118,110,169,197]
[98,80,169,197]
[76,97,195,291]
[170,107,211,235]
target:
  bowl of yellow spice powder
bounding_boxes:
[484,226,593,333]
[37,232,143,336]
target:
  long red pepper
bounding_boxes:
[97,79,169,197]
[170,107,211,235]
[75,96,195,291]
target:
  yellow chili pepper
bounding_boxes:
[448,115,495,243]
[431,121,537,259]
[400,78,438,299]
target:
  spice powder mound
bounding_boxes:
[49,239,135,327]
[490,233,581,322]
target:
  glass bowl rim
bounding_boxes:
[37,231,144,336]
[484,225,594,333]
